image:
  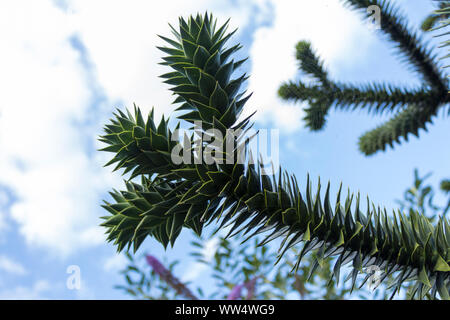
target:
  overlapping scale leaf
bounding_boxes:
[158,12,249,130]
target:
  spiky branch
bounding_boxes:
[431,1,450,78]
[421,1,450,32]
[278,0,449,156]
[442,180,450,193]
[99,13,450,299]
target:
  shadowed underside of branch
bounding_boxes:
[421,1,450,32]
[278,0,449,156]
[99,12,450,299]
[442,180,450,193]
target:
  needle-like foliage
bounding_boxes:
[99,12,450,299]
[431,1,450,79]
[442,180,450,193]
[278,0,449,156]
[421,1,450,32]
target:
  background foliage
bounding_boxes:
[115,170,449,300]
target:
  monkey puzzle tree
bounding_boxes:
[421,1,450,32]
[116,170,449,300]
[279,0,449,156]
[99,10,450,299]
[278,0,449,190]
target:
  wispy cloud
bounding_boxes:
[0,280,50,299]
[0,0,113,256]
[0,255,27,276]
[103,254,128,273]
[0,0,375,259]
[181,237,219,283]
[0,189,9,232]
[245,0,376,132]
[0,0,268,257]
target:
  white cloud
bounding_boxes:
[65,0,268,120]
[181,237,219,282]
[0,190,8,208]
[0,255,27,276]
[0,0,373,257]
[74,279,96,300]
[0,280,50,299]
[0,189,8,232]
[103,254,128,273]
[0,0,108,256]
[245,0,376,132]
[0,0,266,256]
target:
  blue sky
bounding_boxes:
[0,0,447,299]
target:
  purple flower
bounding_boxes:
[145,254,167,276]
[227,277,259,300]
[244,277,258,300]
[145,254,198,300]
[227,283,244,300]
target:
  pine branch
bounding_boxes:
[100,13,450,299]
[279,0,449,155]
[442,180,450,193]
[279,79,444,131]
[343,0,447,90]
[421,1,450,31]
[294,41,331,86]
[433,2,450,79]
[358,102,439,156]
[422,14,440,33]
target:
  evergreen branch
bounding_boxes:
[343,0,447,91]
[278,82,331,130]
[358,102,439,156]
[421,1,450,32]
[100,13,450,299]
[278,78,444,131]
[432,2,450,78]
[279,0,449,155]
[280,81,444,115]
[101,109,450,298]
[422,15,441,33]
[294,41,330,86]
[442,180,450,193]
